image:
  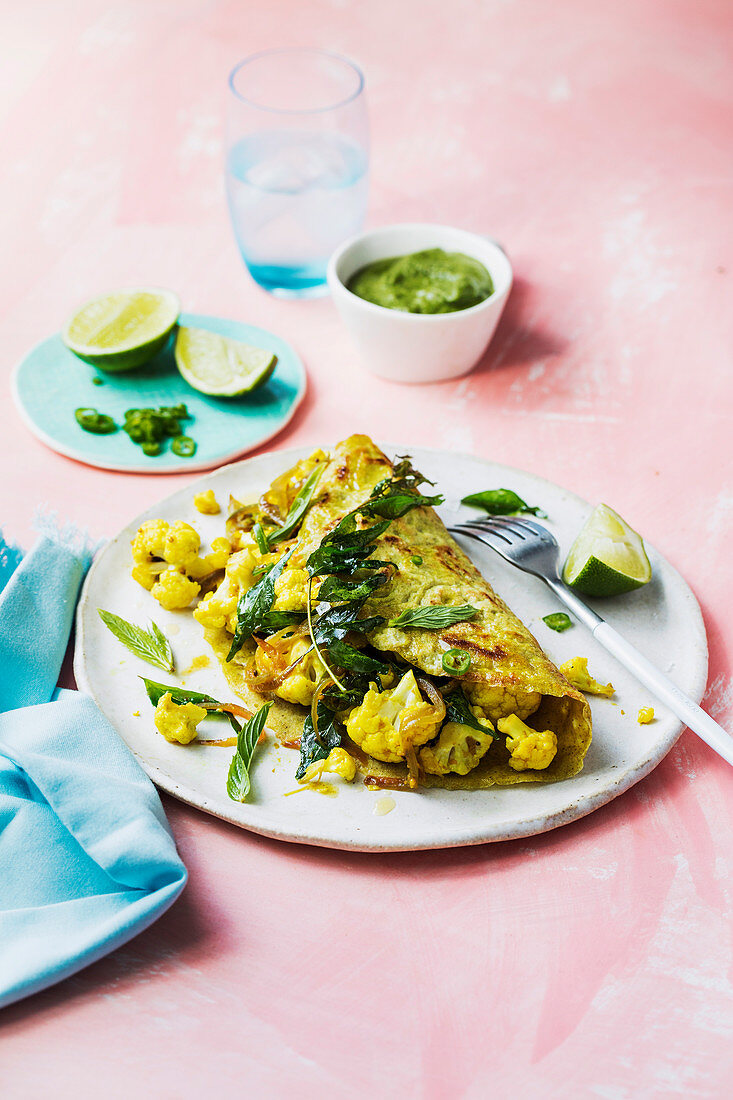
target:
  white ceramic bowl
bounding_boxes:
[327,223,513,383]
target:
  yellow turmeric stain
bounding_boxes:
[181,655,210,675]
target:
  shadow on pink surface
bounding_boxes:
[473,275,568,375]
[1,734,721,1038]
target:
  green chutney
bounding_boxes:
[347,248,494,314]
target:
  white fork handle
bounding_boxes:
[592,621,733,765]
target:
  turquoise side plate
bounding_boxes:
[12,312,306,473]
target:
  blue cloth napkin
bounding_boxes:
[0,518,187,1010]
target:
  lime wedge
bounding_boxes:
[62,288,180,372]
[174,327,277,397]
[563,503,651,597]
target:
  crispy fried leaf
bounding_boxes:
[268,465,323,547]
[295,709,342,780]
[461,488,546,517]
[226,546,296,661]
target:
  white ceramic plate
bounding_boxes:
[74,445,708,852]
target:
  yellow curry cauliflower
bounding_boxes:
[154,692,207,745]
[194,577,238,632]
[497,714,557,772]
[273,567,310,612]
[299,747,357,784]
[254,632,326,706]
[420,707,495,776]
[560,656,614,697]
[151,569,201,611]
[132,518,230,610]
[346,670,442,763]
[194,490,220,515]
[465,683,541,723]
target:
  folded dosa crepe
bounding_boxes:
[194,435,592,790]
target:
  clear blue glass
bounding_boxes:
[226,49,369,299]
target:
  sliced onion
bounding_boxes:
[242,650,308,693]
[415,676,447,723]
[404,746,421,789]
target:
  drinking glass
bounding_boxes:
[225,48,369,298]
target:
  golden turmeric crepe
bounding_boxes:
[184,434,592,791]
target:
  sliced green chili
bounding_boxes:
[442,648,471,675]
[75,408,117,434]
[171,435,196,458]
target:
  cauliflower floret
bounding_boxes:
[194,490,220,515]
[154,692,207,745]
[637,707,655,724]
[465,683,542,723]
[225,546,261,590]
[420,710,495,776]
[187,537,230,579]
[273,567,310,612]
[497,714,557,771]
[162,521,201,568]
[560,656,614,697]
[254,634,324,706]
[299,747,357,784]
[131,519,170,563]
[151,568,201,611]
[131,562,160,591]
[193,576,238,630]
[345,670,442,763]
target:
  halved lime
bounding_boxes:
[174,326,277,397]
[563,503,651,597]
[62,288,180,372]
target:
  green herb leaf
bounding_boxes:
[444,687,502,740]
[141,677,224,711]
[141,677,241,735]
[227,545,296,661]
[252,522,270,555]
[317,570,391,604]
[461,488,546,517]
[542,612,573,633]
[442,648,471,675]
[365,488,443,519]
[306,519,391,577]
[99,610,174,672]
[327,638,391,678]
[295,710,343,780]
[257,610,306,634]
[389,604,478,631]
[227,702,272,801]
[312,604,384,647]
[268,465,323,547]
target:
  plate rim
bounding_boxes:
[11,313,307,475]
[74,441,709,852]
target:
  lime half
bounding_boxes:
[174,326,277,397]
[62,288,180,372]
[563,503,651,597]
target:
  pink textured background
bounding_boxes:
[2,0,732,1095]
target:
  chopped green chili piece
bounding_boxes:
[74,408,117,434]
[442,648,471,675]
[171,435,196,457]
[410,555,423,566]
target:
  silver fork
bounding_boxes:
[449,515,733,766]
